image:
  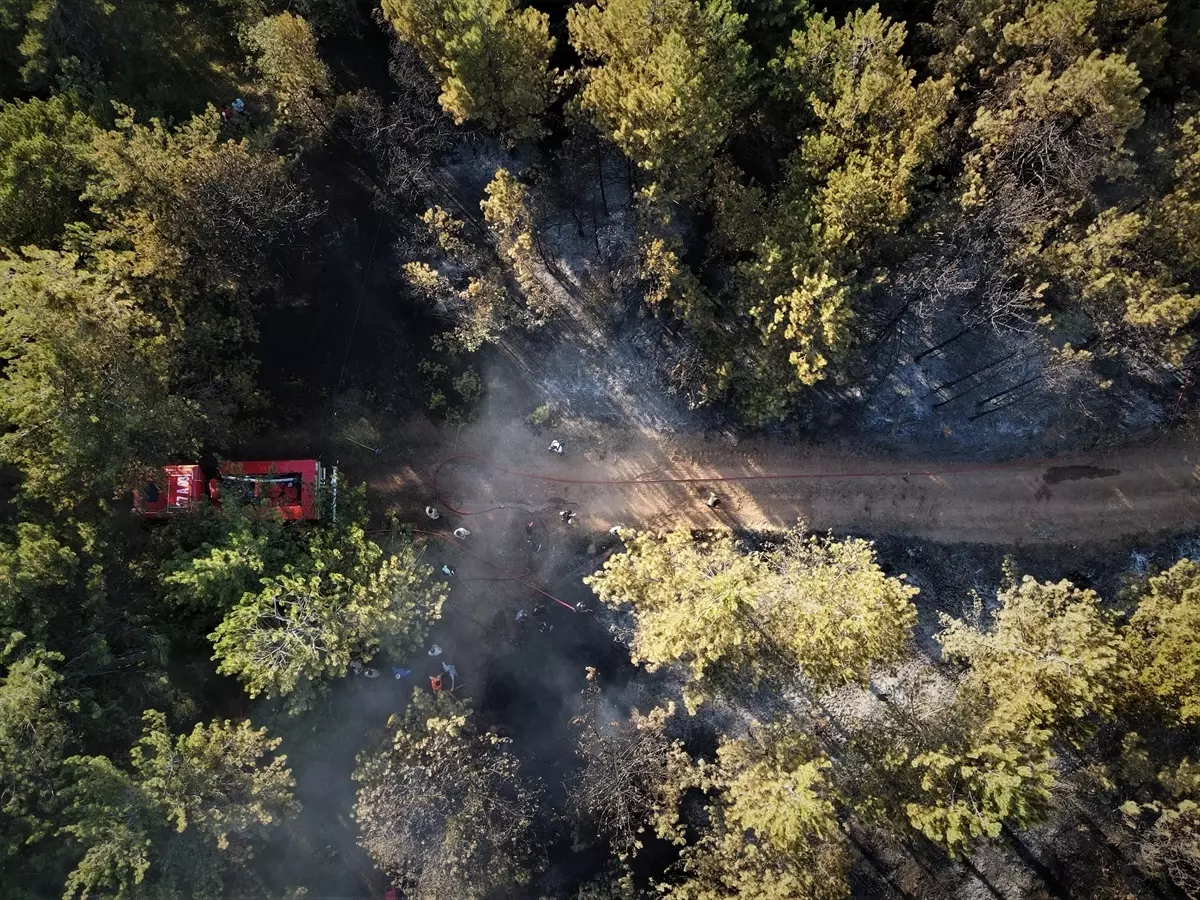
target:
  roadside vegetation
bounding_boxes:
[0,0,1197,898]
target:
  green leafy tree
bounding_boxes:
[586,526,917,711]
[241,12,333,144]
[938,573,1129,744]
[0,248,197,503]
[1125,559,1200,724]
[380,0,555,142]
[58,710,296,900]
[161,508,298,614]
[78,107,319,448]
[0,517,179,762]
[353,691,543,899]
[660,722,849,900]
[568,0,754,196]
[0,95,95,249]
[58,753,159,900]
[208,526,445,710]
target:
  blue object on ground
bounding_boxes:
[392,666,411,679]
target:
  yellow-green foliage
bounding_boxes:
[939,574,1129,744]
[1124,757,1200,895]
[568,0,754,196]
[905,726,1055,853]
[1125,559,1200,724]
[241,13,333,144]
[927,0,1166,83]
[381,0,555,142]
[1048,208,1200,364]
[762,530,919,693]
[720,7,951,397]
[776,7,952,252]
[480,168,553,319]
[1159,115,1200,276]
[586,526,918,711]
[660,722,849,900]
[209,526,446,711]
[58,709,297,900]
[638,235,714,323]
[846,668,1058,855]
[586,528,764,712]
[962,50,1145,211]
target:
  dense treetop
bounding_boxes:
[0,0,1198,897]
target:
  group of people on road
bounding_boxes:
[409,434,727,694]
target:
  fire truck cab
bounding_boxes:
[134,459,331,521]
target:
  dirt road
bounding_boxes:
[370,420,1200,545]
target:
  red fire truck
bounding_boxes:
[133,459,333,521]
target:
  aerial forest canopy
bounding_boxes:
[0,0,1198,898]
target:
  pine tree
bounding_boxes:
[568,0,754,196]
[1125,559,1200,724]
[705,7,953,412]
[0,95,94,248]
[380,0,555,142]
[0,248,197,504]
[241,12,333,144]
[902,722,1056,853]
[846,670,1056,855]
[84,107,320,292]
[58,711,296,900]
[586,528,767,712]
[480,168,553,319]
[938,574,1129,745]
[0,644,71,859]
[130,711,297,854]
[660,721,850,900]
[961,50,1145,214]
[209,526,445,711]
[586,526,918,711]
[761,530,919,693]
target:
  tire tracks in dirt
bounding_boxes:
[372,425,1200,545]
